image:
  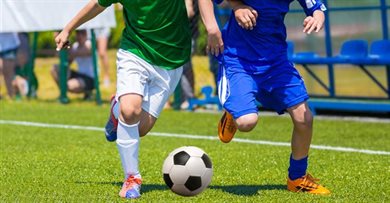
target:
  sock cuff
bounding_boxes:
[290,154,308,161]
[118,119,140,128]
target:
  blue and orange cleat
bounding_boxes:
[287,173,331,195]
[104,96,118,142]
[119,175,142,199]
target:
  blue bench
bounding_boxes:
[288,39,390,114]
[187,86,222,111]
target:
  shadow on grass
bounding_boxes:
[210,184,285,196]
[76,181,284,196]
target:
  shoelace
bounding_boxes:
[124,175,142,188]
[299,174,319,190]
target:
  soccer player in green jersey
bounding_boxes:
[55,0,191,199]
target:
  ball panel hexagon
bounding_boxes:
[173,151,190,165]
[162,154,174,174]
[185,157,207,176]
[201,168,213,189]
[163,173,174,189]
[184,176,202,191]
[201,154,212,168]
[171,184,192,196]
[169,165,190,184]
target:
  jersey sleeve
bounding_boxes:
[97,0,119,7]
[297,0,327,16]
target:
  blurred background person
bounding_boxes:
[12,32,31,100]
[0,32,20,99]
[180,0,199,109]
[51,30,95,100]
[92,27,111,88]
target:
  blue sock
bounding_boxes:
[288,154,308,180]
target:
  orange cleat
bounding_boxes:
[218,111,237,143]
[287,173,330,195]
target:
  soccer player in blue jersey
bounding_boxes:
[199,0,330,194]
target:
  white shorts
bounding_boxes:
[116,49,183,118]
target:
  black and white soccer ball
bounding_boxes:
[162,146,213,196]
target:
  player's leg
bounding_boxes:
[263,64,329,194]
[218,65,259,143]
[288,102,313,160]
[106,49,182,199]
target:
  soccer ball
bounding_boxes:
[162,146,213,196]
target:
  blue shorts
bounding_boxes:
[217,62,309,119]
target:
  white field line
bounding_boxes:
[0,120,389,156]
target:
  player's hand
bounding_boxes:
[303,10,325,34]
[233,5,258,30]
[55,30,71,51]
[206,27,224,56]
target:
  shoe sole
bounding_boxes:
[218,112,236,143]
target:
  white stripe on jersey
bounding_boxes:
[218,67,228,105]
[305,0,314,8]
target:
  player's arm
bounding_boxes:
[297,0,326,34]
[227,0,257,30]
[185,0,195,18]
[198,0,224,56]
[55,0,106,51]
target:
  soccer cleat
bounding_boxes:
[287,173,331,195]
[119,175,142,199]
[104,96,118,142]
[218,111,237,143]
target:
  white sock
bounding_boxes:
[116,119,140,179]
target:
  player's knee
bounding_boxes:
[293,110,313,130]
[120,105,142,124]
[236,113,258,132]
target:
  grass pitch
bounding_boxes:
[0,101,389,202]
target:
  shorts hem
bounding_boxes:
[231,108,259,119]
[276,95,309,115]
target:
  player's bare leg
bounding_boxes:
[288,102,313,160]
[235,113,258,132]
[286,101,330,194]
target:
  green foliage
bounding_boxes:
[0,101,389,202]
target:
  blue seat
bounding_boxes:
[335,40,368,63]
[368,40,390,64]
[287,41,295,60]
[187,86,222,111]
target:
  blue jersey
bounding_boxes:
[215,0,326,73]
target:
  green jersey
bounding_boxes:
[98,0,191,69]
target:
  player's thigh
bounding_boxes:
[218,65,258,119]
[141,65,182,119]
[260,65,309,114]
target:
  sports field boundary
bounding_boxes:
[0,119,389,156]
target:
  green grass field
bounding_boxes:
[1,101,389,202]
